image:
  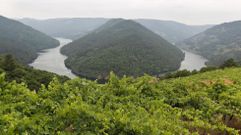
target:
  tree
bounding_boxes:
[220,58,238,68]
[2,54,17,72]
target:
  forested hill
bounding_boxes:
[0,16,59,64]
[179,20,241,66]
[61,19,184,79]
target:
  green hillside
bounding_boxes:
[0,64,241,134]
[0,16,59,64]
[61,19,184,79]
[179,20,241,66]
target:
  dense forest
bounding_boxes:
[0,16,59,64]
[61,19,184,80]
[179,21,241,66]
[0,60,240,134]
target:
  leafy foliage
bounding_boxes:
[61,19,184,79]
[0,66,241,134]
[0,15,59,64]
[220,58,239,68]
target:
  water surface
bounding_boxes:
[30,38,76,78]
[179,50,208,71]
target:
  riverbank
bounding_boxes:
[30,39,208,80]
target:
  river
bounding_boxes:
[179,50,207,71]
[30,38,207,78]
[29,38,76,78]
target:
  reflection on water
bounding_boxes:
[29,38,76,78]
[179,50,208,71]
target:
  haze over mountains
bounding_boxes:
[136,19,213,43]
[61,19,184,79]
[0,16,59,64]
[19,18,108,40]
[179,20,241,66]
[19,18,212,43]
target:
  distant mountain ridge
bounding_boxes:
[179,20,241,66]
[0,16,59,64]
[136,19,213,43]
[19,18,213,43]
[19,18,109,40]
[61,19,184,79]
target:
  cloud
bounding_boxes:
[1,0,241,25]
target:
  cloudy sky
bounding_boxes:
[1,0,241,25]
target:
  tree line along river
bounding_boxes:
[30,38,208,78]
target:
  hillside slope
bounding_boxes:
[61,19,184,79]
[179,20,241,66]
[0,16,59,64]
[0,66,240,134]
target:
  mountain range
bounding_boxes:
[19,18,213,43]
[136,19,212,43]
[19,18,109,40]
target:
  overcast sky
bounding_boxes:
[1,0,241,25]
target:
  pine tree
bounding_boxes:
[3,54,17,72]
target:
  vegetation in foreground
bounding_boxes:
[0,59,240,134]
